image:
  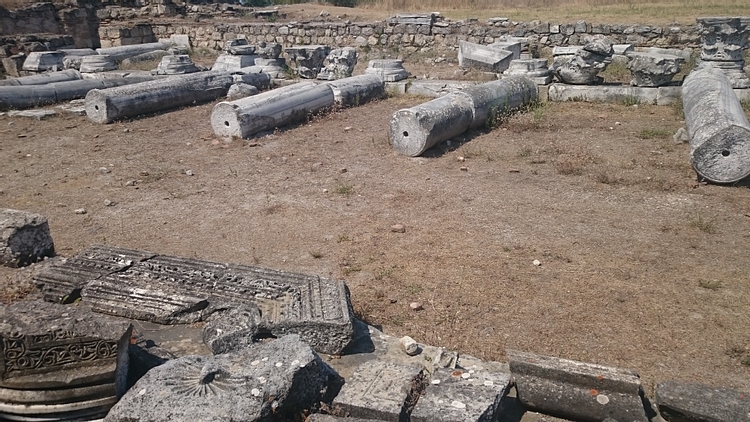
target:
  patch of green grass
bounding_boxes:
[742,356,750,367]
[689,213,716,234]
[741,97,750,112]
[698,279,722,290]
[600,60,631,84]
[638,128,672,140]
[335,184,355,195]
[622,95,641,107]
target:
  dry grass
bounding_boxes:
[356,0,748,24]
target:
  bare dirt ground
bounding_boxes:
[2,73,750,399]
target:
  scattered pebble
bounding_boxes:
[533,259,541,266]
[99,167,111,174]
[399,336,420,356]
[125,180,137,186]
[123,128,130,133]
[139,171,149,176]
[457,156,465,162]
[389,298,397,304]
[344,126,352,132]
[390,224,406,233]
[74,208,87,215]
[185,169,194,176]
[339,168,347,173]
[509,169,520,173]
[323,188,329,193]
[104,199,116,207]
[409,301,423,311]
[460,166,468,171]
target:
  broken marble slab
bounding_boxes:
[1,208,55,267]
[307,415,383,422]
[317,47,358,81]
[626,51,683,87]
[0,300,132,421]
[34,245,355,355]
[286,45,331,79]
[79,55,118,73]
[551,36,614,84]
[509,350,649,422]
[655,381,750,422]
[405,80,480,97]
[223,38,256,56]
[365,59,410,82]
[211,53,258,72]
[7,109,58,120]
[458,40,514,73]
[253,57,287,78]
[120,50,171,67]
[226,82,259,100]
[332,360,426,421]
[22,51,65,72]
[202,304,263,354]
[104,334,341,422]
[489,41,522,60]
[155,54,201,75]
[411,366,511,422]
[57,98,87,116]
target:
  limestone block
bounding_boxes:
[365,59,409,82]
[332,361,426,421]
[503,58,552,84]
[1,55,26,78]
[489,41,522,59]
[325,74,385,107]
[317,47,357,81]
[643,46,692,60]
[613,44,634,55]
[254,57,287,79]
[202,304,262,354]
[79,55,118,73]
[626,51,683,87]
[411,367,511,422]
[0,69,82,87]
[226,83,259,100]
[0,209,54,267]
[388,13,436,26]
[509,350,648,422]
[211,53,258,72]
[458,40,514,72]
[552,35,614,84]
[256,42,283,59]
[285,45,331,79]
[22,51,65,72]
[120,50,170,67]
[307,415,382,422]
[223,38,256,56]
[683,65,750,183]
[105,335,341,422]
[96,41,173,62]
[0,300,132,421]
[656,381,750,422]
[155,54,200,75]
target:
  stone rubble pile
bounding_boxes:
[317,47,358,81]
[551,35,614,84]
[286,45,331,79]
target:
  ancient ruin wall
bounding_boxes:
[99,20,703,52]
[0,2,100,48]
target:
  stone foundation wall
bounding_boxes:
[0,2,100,48]
[103,19,704,54]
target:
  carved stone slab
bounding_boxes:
[104,334,340,422]
[509,350,648,422]
[1,208,55,268]
[332,361,426,421]
[458,41,514,73]
[35,246,354,355]
[411,367,511,422]
[656,381,750,422]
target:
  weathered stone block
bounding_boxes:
[22,51,65,72]
[1,208,55,267]
[626,51,683,87]
[656,381,750,422]
[509,350,648,422]
[365,59,409,82]
[458,40,514,72]
[155,54,200,75]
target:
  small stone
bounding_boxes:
[399,336,420,356]
[460,166,468,171]
[323,189,329,193]
[509,169,520,173]
[99,167,111,174]
[389,298,397,304]
[410,302,423,311]
[123,128,130,133]
[344,126,352,132]
[339,168,347,173]
[457,156,465,162]
[185,170,194,176]
[104,199,116,207]
[391,224,406,233]
[533,259,541,266]
[74,208,87,215]
[126,180,137,186]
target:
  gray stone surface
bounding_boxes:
[503,58,553,85]
[22,51,65,72]
[105,335,340,422]
[7,109,58,120]
[223,38,256,56]
[490,41,522,60]
[254,57,287,79]
[683,65,750,183]
[211,53,258,72]
[656,381,750,422]
[307,415,383,422]
[411,367,511,422]
[0,69,82,86]
[365,59,410,82]
[547,83,683,106]
[459,76,538,129]
[211,82,334,139]
[79,55,118,73]
[388,13,436,25]
[405,80,480,97]
[458,40,514,72]
[509,350,648,422]
[317,47,358,81]
[326,74,385,107]
[626,51,684,87]
[85,71,234,124]
[34,245,355,355]
[120,50,171,67]
[552,36,614,84]
[226,82,259,100]
[155,54,201,75]
[1,208,55,267]
[232,72,273,90]
[332,360,426,421]
[696,17,750,88]
[202,304,262,354]
[96,41,173,62]
[0,300,131,421]
[256,42,283,59]
[286,45,331,79]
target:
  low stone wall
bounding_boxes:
[0,2,100,49]
[97,18,703,54]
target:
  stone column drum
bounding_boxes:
[682,66,750,183]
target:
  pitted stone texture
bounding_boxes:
[105,335,340,422]
[552,35,614,84]
[626,52,684,87]
[0,300,132,421]
[656,381,750,422]
[223,38,256,56]
[79,55,118,73]
[683,65,750,183]
[256,42,283,59]
[120,50,170,67]
[211,54,258,72]
[365,59,410,82]
[22,51,65,72]
[307,415,383,422]
[326,74,384,107]
[34,246,354,355]
[96,42,173,62]
[286,45,331,79]
[254,57,287,79]
[458,41,514,73]
[547,83,683,106]
[155,54,200,75]
[332,361,426,421]
[696,17,750,88]
[0,69,82,86]
[509,350,648,422]
[202,304,262,354]
[226,82,259,100]
[503,58,553,84]
[317,47,358,81]
[489,41,522,60]
[1,209,55,267]
[411,367,511,422]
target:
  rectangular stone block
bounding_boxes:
[458,41,513,73]
[411,367,511,422]
[656,381,750,422]
[509,350,648,422]
[489,41,522,60]
[332,361,426,421]
[388,13,435,26]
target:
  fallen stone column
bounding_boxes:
[0,69,82,86]
[508,350,649,422]
[390,76,537,156]
[211,82,334,139]
[96,41,173,62]
[325,74,384,107]
[1,209,55,267]
[682,66,750,183]
[85,71,235,124]
[0,77,153,111]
